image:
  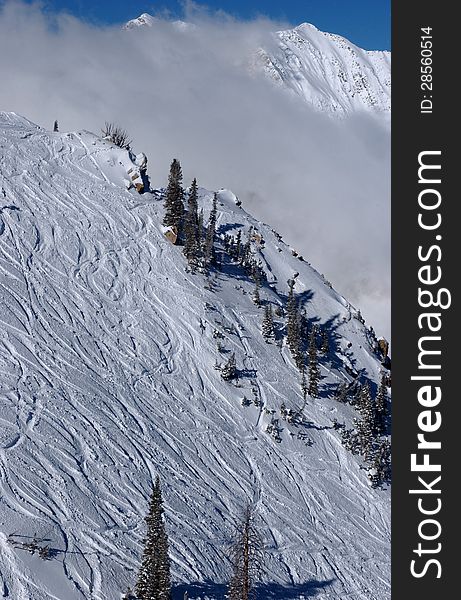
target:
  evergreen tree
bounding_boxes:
[135,477,172,600]
[335,382,349,404]
[221,353,237,381]
[122,588,136,600]
[308,326,320,398]
[320,329,330,354]
[353,383,377,458]
[227,504,264,600]
[261,304,275,342]
[163,159,184,232]
[235,230,242,260]
[375,375,388,435]
[300,364,308,411]
[368,439,391,488]
[204,193,218,268]
[286,279,303,368]
[53,120,59,132]
[251,267,261,307]
[197,208,204,239]
[183,178,201,268]
[239,230,252,268]
[341,427,361,455]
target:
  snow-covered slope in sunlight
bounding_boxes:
[254,23,391,115]
[0,113,390,599]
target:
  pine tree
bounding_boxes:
[341,427,361,455]
[251,267,261,307]
[197,208,204,239]
[239,230,252,268]
[221,353,237,381]
[53,120,59,132]
[203,193,218,268]
[353,383,376,458]
[235,230,242,260]
[163,159,184,232]
[308,326,320,398]
[227,504,264,600]
[368,439,391,488]
[286,279,302,368]
[300,364,308,411]
[135,477,172,600]
[122,587,136,600]
[335,382,349,404]
[320,329,330,354]
[375,374,388,435]
[261,304,275,342]
[183,178,201,268]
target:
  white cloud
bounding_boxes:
[0,0,390,339]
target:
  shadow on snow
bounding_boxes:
[173,578,335,599]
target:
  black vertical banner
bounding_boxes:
[392,2,457,599]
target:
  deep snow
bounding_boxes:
[0,113,390,599]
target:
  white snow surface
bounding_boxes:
[0,113,390,599]
[253,23,391,116]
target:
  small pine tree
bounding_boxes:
[300,364,308,411]
[163,159,185,232]
[53,120,59,132]
[335,382,349,404]
[368,439,391,488]
[227,504,264,600]
[251,269,261,307]
[239,230,252,268]
[375,375,388,435]
[183,178,201,269]
[357,382,380,437]
[203,193,218,268]
[221,353,237,381]
[308,326,320,398]
[135,476,172,600]
[235,230,242,260]
[351,383,378,459]
[341,427,361,455]
[197,208,204,239]
[320,329,330,354]
[261,304,275,342]
[286,279,303,368]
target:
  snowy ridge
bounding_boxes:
[254,23,391,115]
[0,113,389,599]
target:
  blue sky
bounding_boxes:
[23,0,390,50]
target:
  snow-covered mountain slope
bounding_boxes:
[0,113,390,599]
[124,14,391,116]
[253,23,391,116]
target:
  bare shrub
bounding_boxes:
[101,122,132,149]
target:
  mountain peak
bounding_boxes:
[123,12,157,30]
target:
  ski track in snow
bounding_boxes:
[0,113,390,599]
